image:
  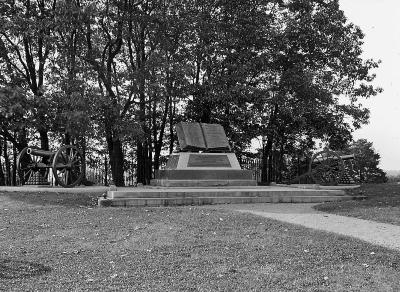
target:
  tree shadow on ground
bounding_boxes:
[0,191,102,208]
[0,259,51,279]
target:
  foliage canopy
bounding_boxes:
[0,0,383,185]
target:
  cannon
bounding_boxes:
[290,148,355,185]
[17,145,84,188]
[309,149,354,185]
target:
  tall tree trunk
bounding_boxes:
[12,141,17,186]
[136,141,147,185]
[0,137,5,186]
[278,143,285,183]
[146,140,152,183]
[3,139,11,186]
[146,93,154,181]
[137,139,151,185]
[2,128,28,152]
[17,128,28,152]
[111,139,125,187]
[79,136,88,184]
[106,133,125,187]
[261,103,279,184]
[268,148,274,183]
[261,139,273,184]
[200,100,211,123]
[65,131,71,145]
[261,138,274,184]
[261,146,267,183]
[169,99,176,154]
[39,128,49,150]
[136,55,150,184]
[15,129,28,185]
[154,95,170,171]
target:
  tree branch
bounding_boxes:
[0,34,31,82]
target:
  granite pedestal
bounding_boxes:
[151,152,257,187]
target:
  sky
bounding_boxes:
[339,0,400,170]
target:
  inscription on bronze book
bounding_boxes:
[175,122,230,152]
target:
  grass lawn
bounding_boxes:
[315,183,400,226]
[1,191,400,291]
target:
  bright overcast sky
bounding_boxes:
[339,0,400,170]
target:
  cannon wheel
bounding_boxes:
[309,149,345,185]
[16,147,50,185]
[52,145,84,188]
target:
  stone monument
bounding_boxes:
[151,122,257,187]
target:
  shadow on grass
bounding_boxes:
[1,191,102,208]
[0,259,51,279]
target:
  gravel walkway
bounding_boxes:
[218,203,400,251]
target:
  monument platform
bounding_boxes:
[151,152,256,187]
[98,122,361,207]
[151,123,258,188]
[98,185,360,207]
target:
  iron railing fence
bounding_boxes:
[83,155,285,186]
[2,153,303,186]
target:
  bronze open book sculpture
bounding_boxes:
[175,122,231,152]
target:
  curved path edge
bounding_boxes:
[218,203,400,251]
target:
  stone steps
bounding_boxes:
[98,186,355,207]
[99,194,354,207]
[107,188,345,199]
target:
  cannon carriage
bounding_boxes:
[17,145,84,188]
[290,148,355,186]
[309,149,355,185]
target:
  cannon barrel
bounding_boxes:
[314,153,355,163]
[340,154,355,161]
[26,148,55,157]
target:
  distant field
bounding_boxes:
[386,170,400,177]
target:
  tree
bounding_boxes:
[0,0,59,150]
[51,0,94,143]
[0,0,384,186]
[174,0,381,183]
[0,86,29,152]
[184,0,278,149]
[79,0,139,186]
[344,139,387,183]
[245,0,381,181]
[56,0,189,185]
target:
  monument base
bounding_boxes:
[99,185,354,207]
[151,152,257,187]
[151,179,257,187]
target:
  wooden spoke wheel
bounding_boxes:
[52,145,84,188]
[309,149,345,186]
[16,147,49,185]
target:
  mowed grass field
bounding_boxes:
[1,189,400,291]
[315,183,400,226]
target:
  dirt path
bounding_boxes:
[216,203,400,251]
